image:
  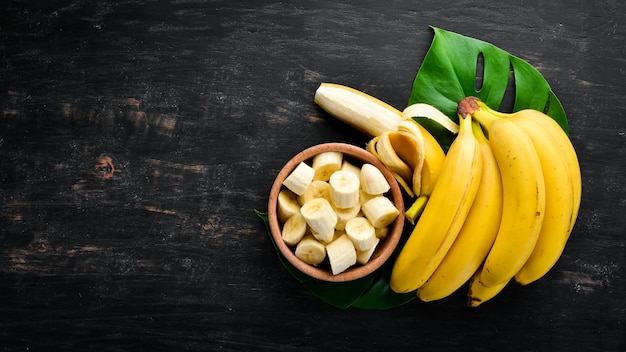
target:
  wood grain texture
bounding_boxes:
[1,0,624,351]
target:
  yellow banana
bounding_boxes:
[503,109,582,235]
[390,112,483,293]
[417,121,502,302]
[467,267,509,307]
[511,117,578,285]
[469,100,581,285]
[403,194,428,225]
[463,97,546,287]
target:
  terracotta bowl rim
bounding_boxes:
[267,142,405,282]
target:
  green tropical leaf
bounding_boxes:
[350,245,415,309]
[409,27,568,141]
[411,116,457,152]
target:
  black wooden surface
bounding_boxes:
[1,1,624,351]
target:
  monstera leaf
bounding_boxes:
[409,27,568,135]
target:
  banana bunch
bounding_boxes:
[314,83,454,223]
[313,83,581,306]
[391,96,581,306]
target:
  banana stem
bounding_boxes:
[457,96,480,118]
[471,121,488,143]
[405,195,428,225]
[458,96,499,130]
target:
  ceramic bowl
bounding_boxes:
[268,142,405,282]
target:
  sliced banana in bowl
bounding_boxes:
[268,143,405,282]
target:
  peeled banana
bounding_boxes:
[314,83,403,137]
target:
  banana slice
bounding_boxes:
[340,160,362,179]
[312,151,343,181]
[344,216,377,251]
[281,213,308,246]
[360,163,390,195]
[277,189,301,223]
[332,229,346,242]
[356,237,380,265]
[375,226,389,239]
[328,170,360,209]
[334,203,361,231]
[326,234,357,275]
[362,195,399,228]
[297,180,331,206]
[359,187,375,206]
[300,198,337,240]
[295,235,326,266]
[310,226,335,244]
[283,162,315,196]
